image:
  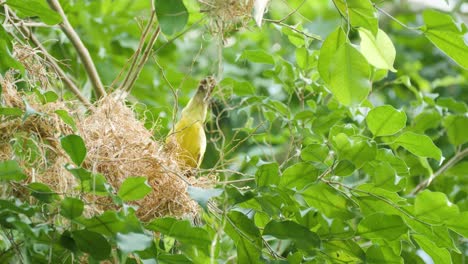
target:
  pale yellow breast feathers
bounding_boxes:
[167,77,216,169]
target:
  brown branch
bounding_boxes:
[46,0,107,98]
[411,148,468,195]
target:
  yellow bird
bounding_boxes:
[166,77,216,169]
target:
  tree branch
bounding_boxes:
[411,148,468,195]
[47,0,107,98]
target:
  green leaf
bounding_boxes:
[146,217,211,253]
[224,211,262,263]
[328,42,372,106]
[263,220,320,252]
[366,245,403,264]
[60,135,87,166]
[394,132,442,160]
[359,29,396,71]
[255,162,279,187]
[240,50,275,65]
[412,234,452,264]
[302,183,353,219]
[81,211,125,236]
[0,25,24,73]
[225,211,261,244]
[60,197,84,220]
[55,110,77,131]
[72,230,111,260]
[318,27,347,83]
[154,0,188,35]
[6,0,62,25]
[0,107,23,117]
[117,176,152,202]
[116,232,153,253]
[280,162,319,189]
[414,190,459,224]
[436,97,468,113]
[334,160,355,177]
[331,133,377,168]
[333,0,378,34]
[357,213,408,240]
[0,160,27,182]
[324,240,365,263]
[187,186,222,210]
[422,9,468,69]
[443,115,468,145]
[446,211,468,237]
[366,105,407,136]
[28,182,58,203]
[406,218,458,251]
[301,144,329,162]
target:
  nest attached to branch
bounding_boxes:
[1,44,204,221]
[199,0,254,36]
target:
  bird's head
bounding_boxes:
[181,76,216,121]
[195,76,216,103]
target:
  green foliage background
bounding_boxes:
[1,0,468,263]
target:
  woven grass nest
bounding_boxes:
[0,45,211,221]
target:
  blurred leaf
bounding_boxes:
[155,0,188,35]
[302,183,353,219]
[263,220,320,252]
[333,0,378,34]
[366,105,406,136]
[412,234,452,264]
[255,162,279,187]
[422,9,468,69]
[240,50,275,64]
[443,115,468,146]
[0,160,27,182]
[280,162,319,189]
[331,133,377,168]
[358,213,408,240]
[318,27,347,83]
[72,229,111,260]
[328,42,372,105]
[28,182,58,203]
[6,0,61,25]
[359,29,396,71]
[60,197,84,220]
[366,245,403,264]
[116,232,153,253]
[55,110,77,131]
[446,211,468,237]
[394,132,441,160]
[0,24,23,73]
[81,211,125,236]
[301,144,329,162]
[118,177,152,202]
[414,190,459,224]
[0,107,23,116]
[436,97,468,113]
[146,217,211,253]
[334,160,355,176]
[187,186,222,210]
[60,134,87,166]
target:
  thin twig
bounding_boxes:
[120,11,156,92]
[125,26,161,92]
[411,148,468,195]
[6,9,92,108]
[47,0,107,98]
[263,19,322,41]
